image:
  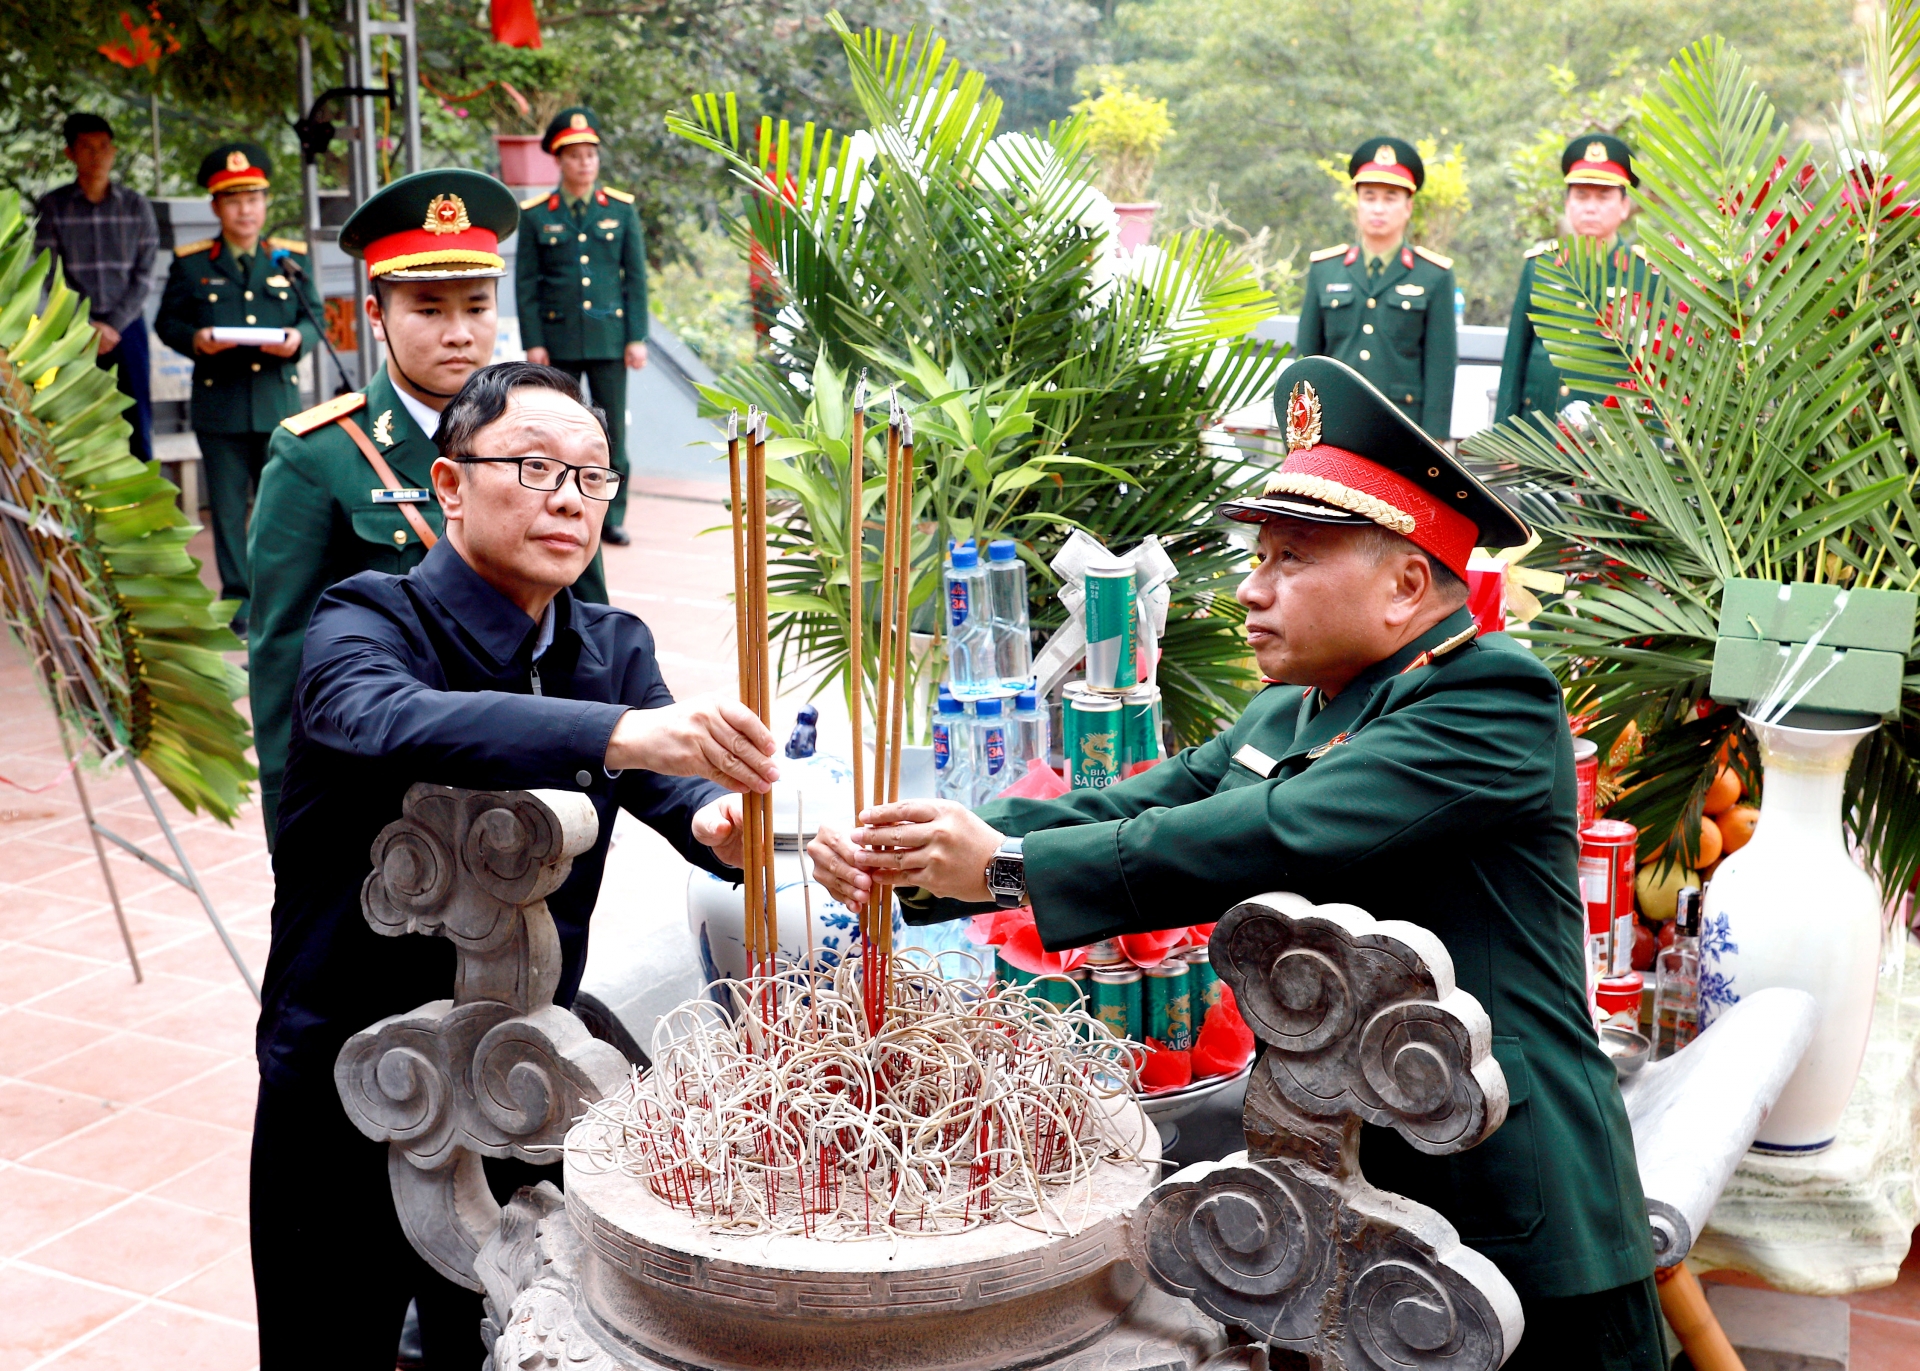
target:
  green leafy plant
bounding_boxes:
[1072,69,1174,204]
[1466,5,1920,891]
[670,14,1282,746]
[0,191,252,818]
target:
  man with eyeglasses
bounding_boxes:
[247,169,614,844]
[250,358,776,1369]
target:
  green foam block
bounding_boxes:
[1717,578,1917,654]
[1709,636,1906,717]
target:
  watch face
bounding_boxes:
[989,854,1023,893]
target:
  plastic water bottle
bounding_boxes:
[968,696,1009,803]
[944,544,995,694]
[986,540,1032,687]
[1009,685,1049,783]
[932,693,973,804]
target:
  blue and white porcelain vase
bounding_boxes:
[1699,712,1883,1154]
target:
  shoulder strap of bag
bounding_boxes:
[337,415,438,549]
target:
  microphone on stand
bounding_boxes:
[271,248,353,398]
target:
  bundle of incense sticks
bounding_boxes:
[729,411,779,976]
[858,397,915,1036]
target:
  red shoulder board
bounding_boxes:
[1343,246,1359,266]
[1401,246,1415,269]
[548,194,560,211]
[208,238,220,260]
[596,188,608,206]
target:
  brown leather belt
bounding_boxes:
[337,415,438,549]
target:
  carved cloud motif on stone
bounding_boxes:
[1134,892,1524,1371]
[335,784,627,1292]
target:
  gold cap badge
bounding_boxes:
[570,112,588,130]
[1286,381,1323,452]
[1374,144,1395,166]
[1586,140,1609,163]
[423,194,471,235]
[226,150,249,172]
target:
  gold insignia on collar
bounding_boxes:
[1285,380,1323,452]
[226,150,250,172]
[1586,140,1609,163]
[570,112,588,130]
[1305,731,1352,760]
[423,194,471,235]
[373,409,395,447]
[1374,145,1394,166]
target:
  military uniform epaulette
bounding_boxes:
[1412,245,1453,270]
[1309,243,1349,263]
[1523,239,1559,259]
[174,238,215,258]
[603,186,635,204]
[266,236,307,254]
[520,192,548,210]
[280,390,367,436]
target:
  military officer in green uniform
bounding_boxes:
[809,357,1664,1370]
[516,105,648,545]
[1295,138,1457,440]
[247,168,610,842]
[1496,134,1648,424]
[155,142,321,632]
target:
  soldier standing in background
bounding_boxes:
[155,142,320,636]
[1496,135,1646,425]
[1293,138,1458,440]
[516,106,649,546]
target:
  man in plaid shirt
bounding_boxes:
[34,113,159,461]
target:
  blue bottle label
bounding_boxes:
[948,578,969,627]
[933,722,950,770]
[984,727,1005,774]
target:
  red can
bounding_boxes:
[1579,819,1637,1009]
[1595,971,1644,1019]
[1572,736,1599,829]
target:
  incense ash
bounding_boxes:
[567,957,1146,1241]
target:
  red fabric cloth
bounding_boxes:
[1193,984,1255,1078]
[1140,1046,1193,1091]
[1116,928,1186,968]
[1277,444,1479,578]
[490,0,542,48]
[1467,561,1507,636]
[999,757,1070,800]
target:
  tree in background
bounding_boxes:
[1097,0,1859,321]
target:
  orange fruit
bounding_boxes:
[1703,767,1742,816]
[1693,815,1724,868]
[1718,805,1760,855]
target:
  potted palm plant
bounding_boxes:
[668,16,1281,749]
[1467,11,1920,1150]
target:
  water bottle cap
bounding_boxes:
[1015,690,1037,709]
[975,696,1003,716]
[988,539,1018,561]
[951,546,979,568]
[937,683,953,697]
[937,694,965,714]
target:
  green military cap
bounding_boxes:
[1563,133,1637,188]
[199,141,272,194]
[1348,137,1425,193]
[542,106,602,155]
[339,168,518,281]
[1221,357,1528,577]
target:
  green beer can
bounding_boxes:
[1089,967,1143,1042]
[1121,684,1163,770]
[1083,566,1139,693]
[1143,961,1193,1051]
[1178,945,1221,1018]
[1037,968,1088,1012]
[1064,692,1123,790]
[995,950,1036,992]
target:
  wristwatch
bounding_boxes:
[985,836,1027,908]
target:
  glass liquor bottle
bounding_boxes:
[1653,887,1702,1060]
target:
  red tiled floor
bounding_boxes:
[21,1104,245,1191]
[0,1264,137,1360]
[28,1194,247,1296]
[35,1299,258,1370]
[161,1246,257,1323]
[0,1165,126,1258]
[0,1082,122,1161]
[0,1008,111,1077]
[23,1032,229,1106]
[148,1141,253,1223]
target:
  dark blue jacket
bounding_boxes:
[256,539,729,1088]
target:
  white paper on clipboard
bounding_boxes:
[209,326,287,346]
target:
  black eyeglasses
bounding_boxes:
[454,455,623,501]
